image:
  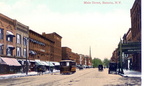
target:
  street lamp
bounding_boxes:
[26,38,29,75]
[119,39,124,74]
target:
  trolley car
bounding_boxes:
[60,60,76,74]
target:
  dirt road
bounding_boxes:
[0,68,141,86]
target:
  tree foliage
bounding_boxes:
[103,58,110,68]
[92,58,103,68]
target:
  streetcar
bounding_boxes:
[60,60,76,74]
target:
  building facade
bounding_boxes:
[130,0,141,42]
[130,0,141,71]
[110,0,141,72]
[15,21,29,65]
[62,47,72,60]
[42,32,62,62]
[0,13,16,57]
[29,30,54,61]
[0,13,21,74]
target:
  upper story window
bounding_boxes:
[16,34,21,44]
[16,47,21,57]
[0,43,3,55]
[6,31,15,42]
[6,45,15,56]
[0,29,4,39]
[23,48,27,58]
[23,37,27,46]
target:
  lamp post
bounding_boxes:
[119,39,124,74]
[26,38,29,75]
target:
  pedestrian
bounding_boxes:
[50,67,54,75]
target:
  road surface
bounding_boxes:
[0,68,141,86]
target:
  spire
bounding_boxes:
[89,46,91,58]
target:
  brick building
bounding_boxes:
[0,13,21,74]
[62,47,72,60]
[130,0,141,42]
[71,52,80,64]
[42,32,62,62]
[130,0,141,71]
[29,30,54,61]
[15,21,29,64]
[110,48,119,63]
[110,0,141,72]
[0,13,16,57]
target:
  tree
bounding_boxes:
[103,58,110,68]
[92,58,103,68]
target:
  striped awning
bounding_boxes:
[0,57,21,66]
[6,31,15,37]
[7,45,15,49]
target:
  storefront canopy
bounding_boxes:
[29,50,37,55]
[0,57,21,66]
[46,61,55,66]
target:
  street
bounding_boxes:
[0,68,141,86]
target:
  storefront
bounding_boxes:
[0,57,21,74]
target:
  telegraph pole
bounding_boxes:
[26,38,29,75]
[119,39,124,74]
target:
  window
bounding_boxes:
[0,45,3,55]
[0,29,3,39]
[6,31,14,42]
[16,34,21,44]
[6,48,13,56]
[23,37,27,46]
[23,48,27,58]
[6,36,13,42]
[16,47,21,57]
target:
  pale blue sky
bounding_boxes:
[0,0,135,60]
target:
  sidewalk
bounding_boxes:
[121,69,141,78]
[0,70,60,79]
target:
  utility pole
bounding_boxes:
[26,38,29,75]
[119,39,124,74]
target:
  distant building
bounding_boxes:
[42,32,62,62]
[62,47,72,60]
[29,30,54,61]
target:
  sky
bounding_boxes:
[0,0,135,60]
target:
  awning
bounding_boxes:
[29,50,37,55]
[46,61,54,66]
[51,62,60,66]
[7,45,15,49]
[0,57,21,66]
[6,31,15,37]
[35,60,45,66]
[0,43,3,46]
